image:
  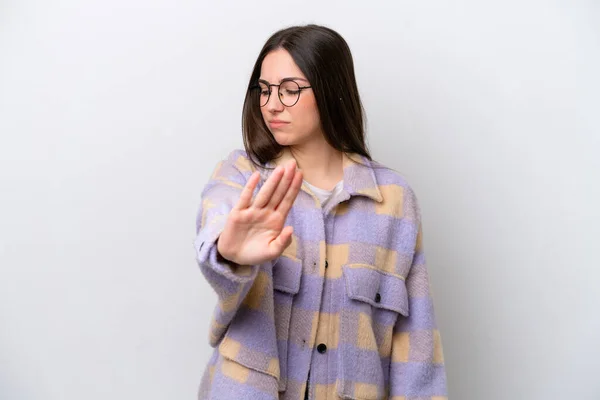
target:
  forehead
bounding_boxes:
[259,49,307,82]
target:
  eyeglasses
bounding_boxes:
[252,79,312,107]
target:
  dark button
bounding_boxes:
[375,293,381,303]
[317,343,327,354]
[325,260,328,269]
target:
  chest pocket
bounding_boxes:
[337,265,410,400]
[343,265,409,316]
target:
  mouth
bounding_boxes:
[269,120,290,128]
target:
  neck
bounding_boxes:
[288,138,344,191]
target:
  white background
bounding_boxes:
[1,1,599,399]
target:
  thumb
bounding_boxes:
[271,226,293,254]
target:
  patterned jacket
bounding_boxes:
[193,147,448,400]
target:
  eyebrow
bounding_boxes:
[258,77,309,84]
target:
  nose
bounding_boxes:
[265,86,284,113]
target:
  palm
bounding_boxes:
[217,159,303,266]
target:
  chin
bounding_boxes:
[272,131,299,147]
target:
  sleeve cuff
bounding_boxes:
[193,216,257,283]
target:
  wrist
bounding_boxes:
[216,238,237,265]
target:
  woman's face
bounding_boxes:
[259,48,322,147]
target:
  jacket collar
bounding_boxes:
[260,147,383,203]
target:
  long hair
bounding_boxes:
[241,24,371,168]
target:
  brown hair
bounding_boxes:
[241,24,372,169]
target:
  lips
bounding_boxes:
[269,120,290,128]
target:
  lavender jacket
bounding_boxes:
[193,148,448,400]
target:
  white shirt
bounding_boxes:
[303,179,344,212]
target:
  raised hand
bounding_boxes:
[216,159,303,266]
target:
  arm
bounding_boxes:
[193,149,265,347]
[389,193,448,399]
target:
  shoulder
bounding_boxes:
[368,158,422,219]
[369,158,417,194]
[223,148,252,169]
[202,149,254,190]
[215,148,262,176]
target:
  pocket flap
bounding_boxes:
[272,256,303,295]
[343,265,409,316]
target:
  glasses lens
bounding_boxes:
[258,83,270,107]
[279,81,301,107]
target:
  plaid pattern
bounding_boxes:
[194,148,447,400]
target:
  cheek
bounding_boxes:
[292,97,320,128]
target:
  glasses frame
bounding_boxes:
[252,78,312,107]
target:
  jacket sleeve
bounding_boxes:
[193,149,265,347]
[389,189,448,399]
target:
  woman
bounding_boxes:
[194,24,448,400]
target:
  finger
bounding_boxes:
[275,169,303,215]
[253,165,284,208]
[268,159,296,209]
[233,171,260,211]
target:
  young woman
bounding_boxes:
[194,24,448,400]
